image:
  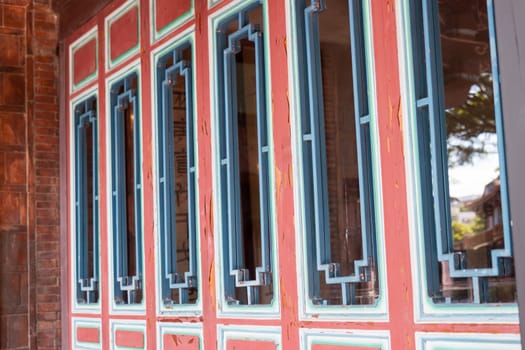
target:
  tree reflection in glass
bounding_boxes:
[439,0,515,303]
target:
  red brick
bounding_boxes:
[0,34,21,66]
[3,72,25,106]
[34,54,54,64]
[36,208,58,218]
[34,135,58,145]
[33,118,58,128]
[35,201,58,210]
[4,151,26,184]
[35,159,58,169]
[35,86,57,96]
[35,94,56,104]
[36,239,58,250]
[4,5,25,29]
[35,143,59,153]
[36,293,59,303]
[35,62,55,71]
[37,303,59,312]
[36,275,58,287]
[35,103,58,111]
[2,0,30,5]
[7,314,28,348]
[0,192,26,225]
[37,320,58,330]
[35,110,58,120]
[0,113,25,146]
[35,19,56,32]
[36,176,58,185]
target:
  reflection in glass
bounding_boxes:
[124,103,138,287]
[298,0,378,306]
[236,39,264,292]
[318,0,376,305]
[437,0,515,303]
[76,97,99,305]
[111,74,143,305]
[168,47,198,304]
[218,4,273,305]
[85,121,95,283]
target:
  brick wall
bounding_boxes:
[0,0,60,349]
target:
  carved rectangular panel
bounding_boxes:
[77,327,100,343]
[115,330,144,348]
[69,28,98,92]
[106,0,140,69]
[73,38,97,86]
[155,0,190,34]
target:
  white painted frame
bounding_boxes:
[69,86,102,314]
[150,27,203,316]
[395,0,519,323]
[105,59,146,315]
[415,332,521,350]
[72,318,102,350]
[286,0,389,321]
[208,0,281,319]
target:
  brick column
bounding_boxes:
[0,0,60,349]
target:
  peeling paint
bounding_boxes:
[209,259,216,310]
[275,166,282,206]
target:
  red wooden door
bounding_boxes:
[64,0,521,349]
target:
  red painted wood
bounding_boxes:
[138,0,157,348]
[76,327,100,343]
[370,1,414,349]
[266,0,300,348]
[312,346,379,350]
[63,1,523,349]
[163,334,200,350]
[72,38,96,85]
[97,11,110,350]
[115,330,145,348]
[193,1,218,350]
[109,5,139,62]
[226,340,276,350]
[154,0,191,33]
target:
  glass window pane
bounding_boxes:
[432,0,515,304]
[302,0,378,306]
[124,102,138,282]
[218,3,273,305]
[168,47,198,304]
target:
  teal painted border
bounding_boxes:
[105,61,147,314]
[396,0,519,322]
[150,0,195,42]
[287,0,388,320]
[105,0,141,72]
[209,0,281,318]
[151,29,203,316]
